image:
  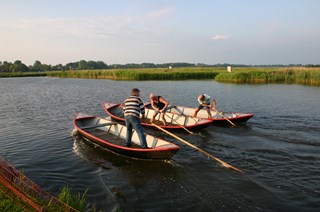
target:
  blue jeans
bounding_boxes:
[125,116,147,148]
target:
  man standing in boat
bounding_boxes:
[193,94,217,118]
[123,88,148,148]
[149,93,170,126]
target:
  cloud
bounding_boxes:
[211,34,230,40]
[2,7,174,40]
[144,7,174,19]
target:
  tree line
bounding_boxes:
[1,60,319,72]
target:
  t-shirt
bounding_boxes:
[124,96,145,118]
[198,94,212,105]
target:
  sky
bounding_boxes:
[1,0,320,66]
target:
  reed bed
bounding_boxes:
[4,67,320,86]
[215,67,320,86]
[0,72,46,78]
[47,67,222,80]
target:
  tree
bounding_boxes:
[10,60,29,72]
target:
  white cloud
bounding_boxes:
[211,34,230,40]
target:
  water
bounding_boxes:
[0,77,319,211]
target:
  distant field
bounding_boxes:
[2,67,320,86]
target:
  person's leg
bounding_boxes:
[193,105,203,117]
[206,105,212,118]
[161,113,167,126]
[131,117,147,148]
[150,110,158,123]
[193,108,200,117]
[125,116,133,147]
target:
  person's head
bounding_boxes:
[131,88,140,96]
[199,94,205,101]
[149,92,155,100]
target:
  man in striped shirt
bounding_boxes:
[123,88,148,148]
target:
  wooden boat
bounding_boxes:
[102,102,214,131]
[73,113,180,160]
[144,103,254,126]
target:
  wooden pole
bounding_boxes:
[212,108,237,127]
[164,113,194,134]
[151,123,243,173]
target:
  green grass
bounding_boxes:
[215,67,320,86]
[0,185,91,212]
[2,67,320,86]
[57,186,87,211]
[47,67,221,80]
[0,72,46,78]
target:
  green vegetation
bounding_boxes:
[46,67,320,86]
[57,186,87,211]
[0,184,90,211]
[215,67,320,86]
[1,59,320,86]
[47,67,221,80]
[0,72,46,78]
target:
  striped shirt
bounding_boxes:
[124,95,145,118]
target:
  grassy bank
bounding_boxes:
[215,67,320,86]
[0,185,88,211]
[47,67,221,80]
[0,72,46,78]
[47,67,320,86]
[2,67,320,86]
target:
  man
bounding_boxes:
[149,93,170,126]
[123,88,148,148]
[193,94,217,118]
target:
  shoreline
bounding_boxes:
[1,67,319,86]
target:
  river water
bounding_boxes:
[0,77,319,211]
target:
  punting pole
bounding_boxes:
[151,123,243,173]
[212,108,237,127]
[164,113,194,134]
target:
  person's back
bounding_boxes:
[124,95,145,118]
[124,88,147,148]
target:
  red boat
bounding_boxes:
[144,103,254,126]
[73,113,180,160]
[102,102,214,131]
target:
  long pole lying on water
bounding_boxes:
[151,123,243,173]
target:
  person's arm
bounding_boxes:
[211,99,217,110]
[150,98,158,110]
[197,95,203,105]
[139,100,145,118]
[159,97,169,112]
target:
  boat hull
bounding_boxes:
[73,113,180,160]
[144,103,254,126]
[102,102,213,131]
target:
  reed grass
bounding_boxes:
[0,72,46,78]
[0,184,90,212]
[57,186,87,211]
[3,67,320,86]
[214,67,320,86]
[47,67,222,80]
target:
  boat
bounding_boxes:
[102,102,214,131]
[73,113,180,160]
[144,103,254,126]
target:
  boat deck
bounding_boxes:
[85,128,145,148]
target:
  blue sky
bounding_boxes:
[1,0,320,65]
